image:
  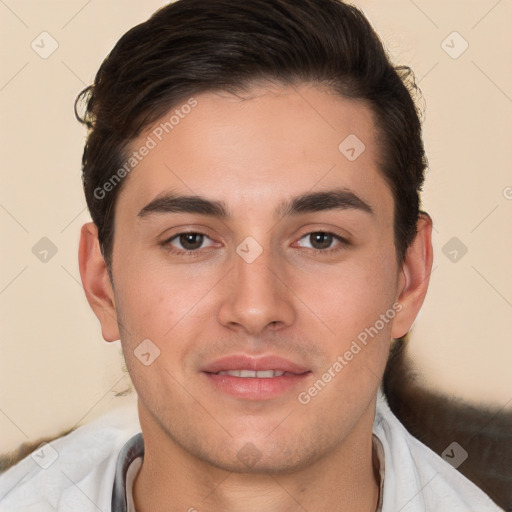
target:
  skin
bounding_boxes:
[79,82,433,512]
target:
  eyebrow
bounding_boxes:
[137,188,373,219]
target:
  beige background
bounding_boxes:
[1,0,511,451]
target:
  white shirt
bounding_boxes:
[0,391,504,511]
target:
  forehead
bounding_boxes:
[116,83,393,219]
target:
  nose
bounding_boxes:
[217,244,296,336]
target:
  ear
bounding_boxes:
[392,213,433,339]
[78,222,120,342]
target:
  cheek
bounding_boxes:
[114,275,168,340]
[113,270,191,401]
[293,250,398,335]
[112,246,185,337]
[112,248,225,359]
[297,262,397,404]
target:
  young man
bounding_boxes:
[0,0,504,510]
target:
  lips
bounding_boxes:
[201,354,310,375]
[202,354,311,400]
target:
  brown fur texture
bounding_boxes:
[0,428,75,473]
[1,345,510,510]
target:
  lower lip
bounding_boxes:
[203,372,311,400]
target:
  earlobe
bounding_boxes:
[392,213,434,339]
[78,222,120,342]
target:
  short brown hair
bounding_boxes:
[75,0,427,271]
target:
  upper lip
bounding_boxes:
[202,354,310,374]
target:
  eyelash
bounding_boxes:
[160,231,350,257]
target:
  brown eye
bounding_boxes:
[309,232,334,250]
[165,232,215,252]
[178,233,205,250]
[295,231,348,253]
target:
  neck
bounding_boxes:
[133,399,380,512]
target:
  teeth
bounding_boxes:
[216,369,286,378]
[253,370,275,378]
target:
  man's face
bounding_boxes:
[109,83,404,472]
